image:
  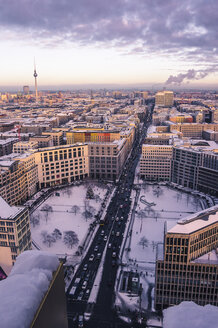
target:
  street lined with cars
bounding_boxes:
[67,102,154,327]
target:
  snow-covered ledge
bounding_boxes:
[163,301,218,328]
[0,251,64,328]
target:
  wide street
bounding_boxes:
[67,102,154,328]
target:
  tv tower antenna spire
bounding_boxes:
[33,58,38,101]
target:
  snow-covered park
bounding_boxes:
[128,184,202,266]
[30,182,109,257]
[116,184,204,319]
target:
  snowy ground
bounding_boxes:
[30,182,108,260]
[128,184,202,266]
[116,183,203,320]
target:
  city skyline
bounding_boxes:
[0,0,218,89]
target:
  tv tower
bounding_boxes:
[33,58,38,101]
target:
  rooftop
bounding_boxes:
[192,249,218,265]
[168,205,218,235]
[0,196,23,219]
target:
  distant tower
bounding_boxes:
[33,59,38,101]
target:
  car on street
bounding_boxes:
[83,264,88,271]
[112,260,116,267]
[94,246,98,252]
[84,273,90,281]
[108,243,112,249]
[89,254,94,261]
[77,291,84,301]
[103,235,107,241]
[85,289,90,297]
[82,281,88,289]
[112,252,116,258]
[78,314,84,327]
[96,253,101,260]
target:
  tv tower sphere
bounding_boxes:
[33,59,38,101]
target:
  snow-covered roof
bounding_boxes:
[163,301,218,328]
[0,196,22,219]
[0,251,59,328]
[168,205,218,235]
[0,160,14,167]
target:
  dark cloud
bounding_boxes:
[0,0,218,65]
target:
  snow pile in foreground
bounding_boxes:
[163,301,218,328]
[0,250,59,328]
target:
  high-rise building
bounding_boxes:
[155,206,218,310]
[155,91,174,107]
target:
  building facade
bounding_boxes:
[155,206,218,310]
[140,145,173,181]
[0,196,32,270]
[170,123,218,138]
[34,144,89,188]
[171,146,218,195]
[0,153,38,205]
[42,130,64,146]
[0,138,17,156]
[13,141,38,153]
[155,91,174,107]
[88,139,128,181]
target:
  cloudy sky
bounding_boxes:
[0,0,218,89]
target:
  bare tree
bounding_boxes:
[65,188,72,197]
[153,186,163,198]
[86,185,95,199]
[82,205,96,221]
[71,205,80,214]
[63,231,79,249]
[151,241,158,252]
[30,213,40,227]
[87,205,96,216]
[82,210,94,221]
[95,194,101,203]
[41,204,53,223]
[41,230,48,242]
[137,210,147,220]
[52,228,62,240]
[139,236,149,249]
[41,230,56,247]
